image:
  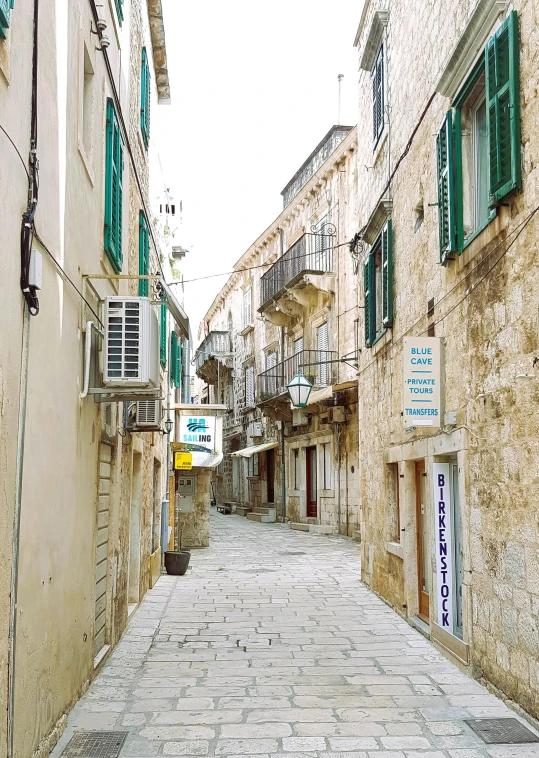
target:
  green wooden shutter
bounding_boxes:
[104,99,123,273]
[114,0,123,24]
[0,0,13,38]
[364,255,375,347]
[174,338,181,388]
[486,11,521,206]
[170,332,177,385]
[160,303,167,367]
[436,110,457,262]
[141,48,150,149]
[138,212,149,296]
[381,219,393,328]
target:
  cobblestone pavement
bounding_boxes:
[53,512,539,758]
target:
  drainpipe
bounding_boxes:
[278,228,286,522]
[336,424,343,535]
[7,304,30,758]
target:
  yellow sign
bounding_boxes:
[174,452,193,471]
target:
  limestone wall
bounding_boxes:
[355,0,539,716]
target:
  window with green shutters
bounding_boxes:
[175,338,181,389]
[140,48,151,149]
[372,44,384,146]
[160,302,167,368]
[170,332,177,386]
[437,11,520,262]
[104,99,124,273]
[0,0,14,39]
[364,220,393,347]
[170,332,181,388]
[138,212,150,296]
[114,0,123,25]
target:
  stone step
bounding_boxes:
[235,505,252,517]
[253,507,276,515]
[247,508,276,523]
[353,530,362,542]
[246,513,262,522]
[310,524,338,536]
[289,522,310,532]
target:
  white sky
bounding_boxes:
[155,0,363,342]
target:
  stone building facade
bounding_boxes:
[0,2,184,757]
[354,0,539,718]
[196,126,361,536]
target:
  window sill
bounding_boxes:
[370,328,391,356]
[373,128,388,167]
[456,205,509,271]
[386,540,403,559]
[240,324,254,337]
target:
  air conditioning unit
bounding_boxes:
[292,409,308,426]
[104,297,159,388]
[134,399,162,431]
[248,422,263,437]
[331,406,346,423]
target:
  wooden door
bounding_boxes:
[416,461,430,622]
[266,449,275,503]
[306,446,317,517]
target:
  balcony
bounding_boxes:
[195,331,231,384]
[259,232,335,324]
[257,349,337,405]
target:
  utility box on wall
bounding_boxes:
[176,476,195,514]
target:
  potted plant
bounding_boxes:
[164,530,191,576]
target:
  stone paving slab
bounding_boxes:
[51,513,539,758]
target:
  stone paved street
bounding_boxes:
[53,513,539,758]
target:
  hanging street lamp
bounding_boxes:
[287,373,313,408]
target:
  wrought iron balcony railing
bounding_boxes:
[195,331,230,382]
[257,349,337,403]
[259,228,335,311]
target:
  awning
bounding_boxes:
[162,280,189,340]
[230,441,280,458]
[305,386,333,407]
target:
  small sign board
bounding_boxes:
[433,463,454,632]
[174,452,193,471]
[403,337,441,427]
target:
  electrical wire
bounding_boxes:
[170,238,354,286]
[19,0,40,316]
[32,228,103,325]
[0,123,30,178]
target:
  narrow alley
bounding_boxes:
[52,514,538,758]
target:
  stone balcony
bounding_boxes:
[194,331,231,385]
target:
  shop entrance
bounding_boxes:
[416,461,430,622]
[266,448,275,503]
[306,446,318,518]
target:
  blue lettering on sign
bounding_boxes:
[183,417,212,445]
[437,474,451,629]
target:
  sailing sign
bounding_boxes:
[403,337,441,427]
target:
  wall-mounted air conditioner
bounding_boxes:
[104,297,159,388]
[134,399,162,431]
[248,422,263,437]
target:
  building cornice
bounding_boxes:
[147,0,170,102]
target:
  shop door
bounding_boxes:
[451,461,464,638]
[232,457,239,500]
[416,461,430,622]
[306,446,317,517]
[266,449,275,503]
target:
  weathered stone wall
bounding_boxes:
[355,0,539,717]
[201,129,360,531]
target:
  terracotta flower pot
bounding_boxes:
[164,551,191,576]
